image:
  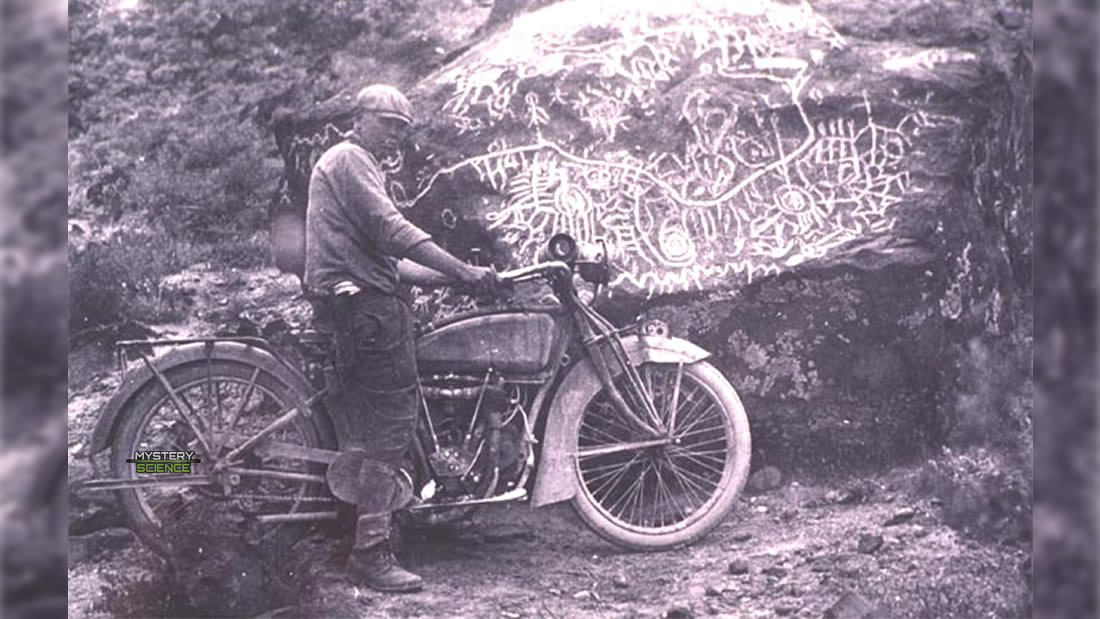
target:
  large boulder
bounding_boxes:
[270,0,1031,473]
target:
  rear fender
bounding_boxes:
[88,340,325,457]
[530,335,710,507]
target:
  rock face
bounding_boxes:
[270,0,1031,472]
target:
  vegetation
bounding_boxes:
[67,0,468,329]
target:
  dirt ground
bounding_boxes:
[66,473,1028,618]
[65,266,1029,618]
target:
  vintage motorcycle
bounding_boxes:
[75,234,751,554]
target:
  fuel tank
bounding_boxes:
[416,307,565,375]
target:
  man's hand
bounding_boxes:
[461,265,501,296]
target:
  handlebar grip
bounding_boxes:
[498,261,572,283]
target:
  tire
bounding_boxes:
[570,361,751,550]
[109,359,334,555]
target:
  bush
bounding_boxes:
[69,227,201,330]
[949,336,1032,454]
[874,549,1030,618]
[915,448,1031,546]
[195,232,272,271]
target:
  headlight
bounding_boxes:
[546,233,577,262]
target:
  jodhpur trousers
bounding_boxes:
[328,291,419,548]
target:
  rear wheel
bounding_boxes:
[109,360,334,554]
[571,361,751,550]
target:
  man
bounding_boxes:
[304,84,499,593]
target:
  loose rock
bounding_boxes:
[824,591,878,619]
[612,573,629,589]
[857,534,884,554]
[994,9,1027,30]
[704,585,721,597]
[883,508,917,526]
[776,606,799,616]
[664,606,695,619]
[747,466,783,494]
[731,532,753,542]
[762,566,788,578]
[727,559,750,575]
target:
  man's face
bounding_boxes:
[354,111,410,152]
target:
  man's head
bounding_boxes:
[352,84,413,152]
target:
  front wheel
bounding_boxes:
[571,361,751,550]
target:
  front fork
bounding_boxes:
[572,307,667,439]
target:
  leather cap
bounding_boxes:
[355,84,413,125]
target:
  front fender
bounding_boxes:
[530,335,710,507]
[88,340,318,457]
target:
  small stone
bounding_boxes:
[705,603,720,616]
[762,566,788,578]
[994,9,1026,30]
[883,508,917,526]
[573,590,594,600]
[704,585,722,597]
[664,606,695,619]
[857,534,884,554]
[748,466,783,493]
[776,606,799,616]
[612,573,630,589]
[727,559,750,575]
[824,591,877,619]
[838,488,863,504]
[912,526,931,538]
[732,532,753,542]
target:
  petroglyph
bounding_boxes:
[413,0,952,296]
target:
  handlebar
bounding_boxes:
[497,261,572,284]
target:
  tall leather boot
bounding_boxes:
[346,512,423,593]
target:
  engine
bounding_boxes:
[419,372,535,501]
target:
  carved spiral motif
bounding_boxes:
[657,224,697,267]
[776,185,814,215]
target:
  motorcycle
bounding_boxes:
[75,233,751,554]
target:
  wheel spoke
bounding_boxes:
[607,471,645,520]
[579,419,631,446]
[662,456,711,510]
[222,368,260,448]
[580,458,639,475]
[667,448,728,476]
[665,457,721,498]
[585,454,640,501]
[674,418,725,440]
[654,463,686,525]
[674,401,718,438]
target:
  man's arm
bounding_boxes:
[396,259,451,286]
[403,240,498,290]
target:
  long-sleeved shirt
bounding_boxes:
[304,141,431,296]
